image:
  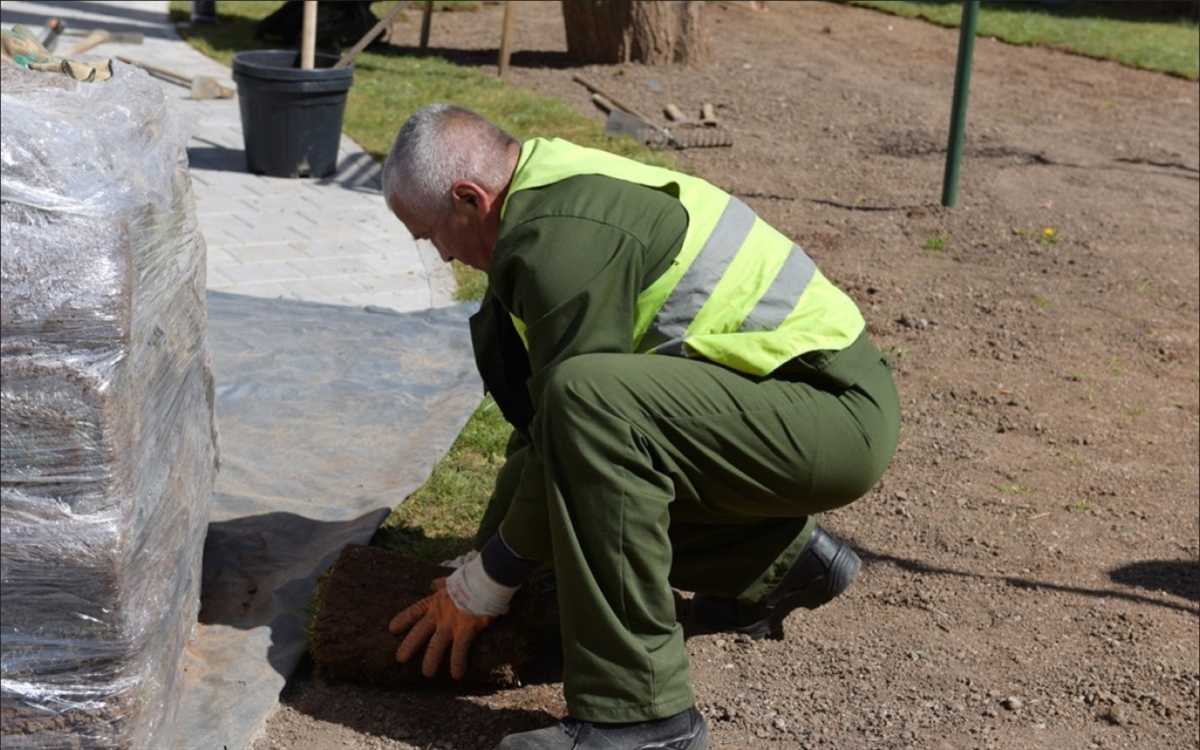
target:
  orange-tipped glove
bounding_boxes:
[388,555,516,679]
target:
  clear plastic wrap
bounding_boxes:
[0,61,217,749]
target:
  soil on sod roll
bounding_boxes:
[310,545,560,689]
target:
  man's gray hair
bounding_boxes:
[382,103,518,219]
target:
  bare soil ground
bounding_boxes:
[255,3,1199,749]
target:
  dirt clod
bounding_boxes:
[1101,705,1129,725]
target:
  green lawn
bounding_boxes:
[170,0,670,561]
[852,1,1199,80]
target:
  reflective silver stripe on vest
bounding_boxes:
[652,197,756,340]
[649,337,688,357]
[741,244,817,331]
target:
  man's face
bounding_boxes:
[389,185,494,272]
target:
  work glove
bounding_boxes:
[388,554,516,679]
[1,25,113,82]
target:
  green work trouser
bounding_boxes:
[475,335,900,723]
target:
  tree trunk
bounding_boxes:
[561,0,710,66]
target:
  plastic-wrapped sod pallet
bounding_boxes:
[0,60,218,749]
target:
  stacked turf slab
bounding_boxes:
[0,61,216,749]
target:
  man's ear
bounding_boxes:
[452,181,491,216]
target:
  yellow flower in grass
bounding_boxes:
[1043,227,1056,239]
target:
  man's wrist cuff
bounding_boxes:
[446,554,516,617]
[480,532,539,587]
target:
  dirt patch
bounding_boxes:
[256,3,1199,749]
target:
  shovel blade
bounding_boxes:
[604,110,666,147]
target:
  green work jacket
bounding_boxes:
[470,137,867,435]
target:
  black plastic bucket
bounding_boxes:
[231,50,353,178]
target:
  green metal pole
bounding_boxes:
[941,0,980,208]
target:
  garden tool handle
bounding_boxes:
[68,29,111,56]
[334,0,407,69]
[115,55,189,86]
[42,18,65,52]
[572,75,656,125]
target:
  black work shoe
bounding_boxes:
[497,707,708,750]
[686,527,860,641]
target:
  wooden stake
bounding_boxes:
[498,1,515,78]
[419,0,433,50]
[301,0,317,70]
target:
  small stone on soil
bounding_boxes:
[1001,696,1023,711]
[1101,705,1129,725]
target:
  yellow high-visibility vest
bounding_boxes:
[501,138,865,376]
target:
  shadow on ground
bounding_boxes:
[187,137,382,192]
[855,543,1200,617]
[373,44,576,71]
[1109,559,1200,602]
[280,656,559,749]
[170,6,577,72]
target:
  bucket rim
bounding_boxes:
[232,50,353,82]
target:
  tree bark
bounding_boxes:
[561,0,710,66]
